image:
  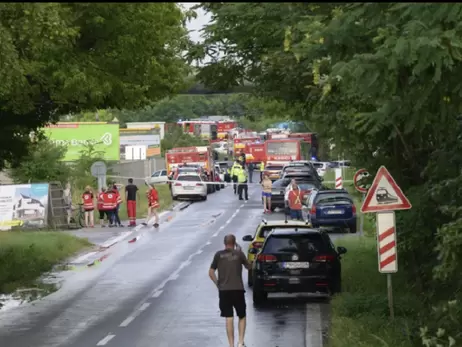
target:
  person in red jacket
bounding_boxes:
[97,187,108,227]
[143,184,159,228]
[100,188,118,227]
[81,186,95,228]
[287,182,304,221]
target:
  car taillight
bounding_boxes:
[257,254,277,262]
[352,204,356,213]
[251,241,263,249]
[310,205,316,214]
[196,183,204,186]
[313,255,335,262]
[174,183,182,186]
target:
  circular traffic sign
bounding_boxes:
[90,161,107,177]
[354,168,370,193]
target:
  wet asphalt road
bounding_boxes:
[0,178,352,347]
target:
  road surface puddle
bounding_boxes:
[0,283,56,311]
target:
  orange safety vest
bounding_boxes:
[82,192,94,210]
[148,189,160,208]
[97,192,105,210]
[288,189,303,210]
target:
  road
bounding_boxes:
[0,179,349,347]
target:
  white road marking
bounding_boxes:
[180,259,192,268]
[138,303,150,311]
[218,225,225,231]
[212,232,219,237]
[225,220,231,224]
[305,304,323,347]
[97,334,116,346]
[196,249,203,254]
[119,316,135,327]
[152,290,163,298]
[206,241,212,245]
[168,273,179,281]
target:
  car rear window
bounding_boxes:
[177,175,201,182]
[264,234,328,253]
[257,226,311,238]
[312,163,323,168]
[266,165,283,171]
[297,182,317,191]
[219,163,228,169]
[316,193,352,204]
[272,179,291,188]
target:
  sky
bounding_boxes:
[180,3,212,43]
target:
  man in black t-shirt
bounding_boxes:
[125,178,139,227]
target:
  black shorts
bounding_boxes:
[219,290,246,318]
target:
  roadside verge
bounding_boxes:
[328,237,420,347]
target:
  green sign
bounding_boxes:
[44,123,120,161]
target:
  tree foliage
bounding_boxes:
[0,3,190,171]
[196,2,462,343]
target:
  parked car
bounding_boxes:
[310,161,328,177]
[251,228,347,304]
[171,173,208,201]
[242,219,313,286]
[149,169,169,184]
[271,175,323,211]
[264,163,285,181]
[281,167,323,184]
[306,189,357,233]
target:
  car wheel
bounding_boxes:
[172,195,178,201]
[349,223,357,233]
[252,285,268,305]
[221,184,225,189]
[247,272,253,287]
[202,195,207,201]
[216,185,221,191]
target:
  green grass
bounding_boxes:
[117,184,172,221]
[0,232,91,294]
[330,237,421,347]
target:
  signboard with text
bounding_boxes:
[0,184,49,230]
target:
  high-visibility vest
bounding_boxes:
[101,192,117,211]
[288,189,303,210]
[149,189,160,208]
[237,169,247,183]
[82,192,94,210]
[231,163,242,176]
[260,162,265,171]
[97,192,105,210]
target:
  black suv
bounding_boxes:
[251,228,347,305]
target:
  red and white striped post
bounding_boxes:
[335,168,343,189]
[377,212,398,273]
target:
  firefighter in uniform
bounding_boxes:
[287,182,304,220]
[230,160,242,195]
[259,161,265,183]
[237,166,249,201]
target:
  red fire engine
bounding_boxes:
[245,142,266,165]
[264,138,311,165]
[233,137,260,156]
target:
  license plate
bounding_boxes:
[283,262,310,269]
[272,191,281,195]
[184,186,194,190]
[327,210,343,215]
[289,278,300,284]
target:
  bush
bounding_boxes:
[0,232,91,294]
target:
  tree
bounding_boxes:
[0,3,191,171]
[196,2,462,342]
[9,138,71,184]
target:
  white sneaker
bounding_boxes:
[238,343,246,347]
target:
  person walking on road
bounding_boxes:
[125,178,139,227]
[261,174,272,214]
[259,161,265,183]
[231,160,242,195]
[81,186,95,228]
[209,234,251,347]
[237,166,249,201]
[287,181,304,220]
[247,163,254,183]
[144,184,160,228]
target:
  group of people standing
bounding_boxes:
[80,178,160,228]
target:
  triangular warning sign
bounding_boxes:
[361,166,412,213]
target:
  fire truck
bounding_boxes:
[177,120,218,140]
[217,121,238,139]
[288,132,319,158]
[245,142,266,165]
[165,146,218,193]
[232,137,260,157]
[264,138,311,166]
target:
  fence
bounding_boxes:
[110,157,165,184]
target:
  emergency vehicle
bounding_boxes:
[245,142,266,165]
[217,121,238,139]
[264,138,311,166]
[177,120,218,140]
[233,137,260,156]
[165,146,217,193]
[288,132,319,158]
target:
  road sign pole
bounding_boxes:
[387,273,395,319]
[359,193,365,234]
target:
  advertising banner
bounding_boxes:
[44,123,120,161]
[0,183,49,230]
[120,129,161,158]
